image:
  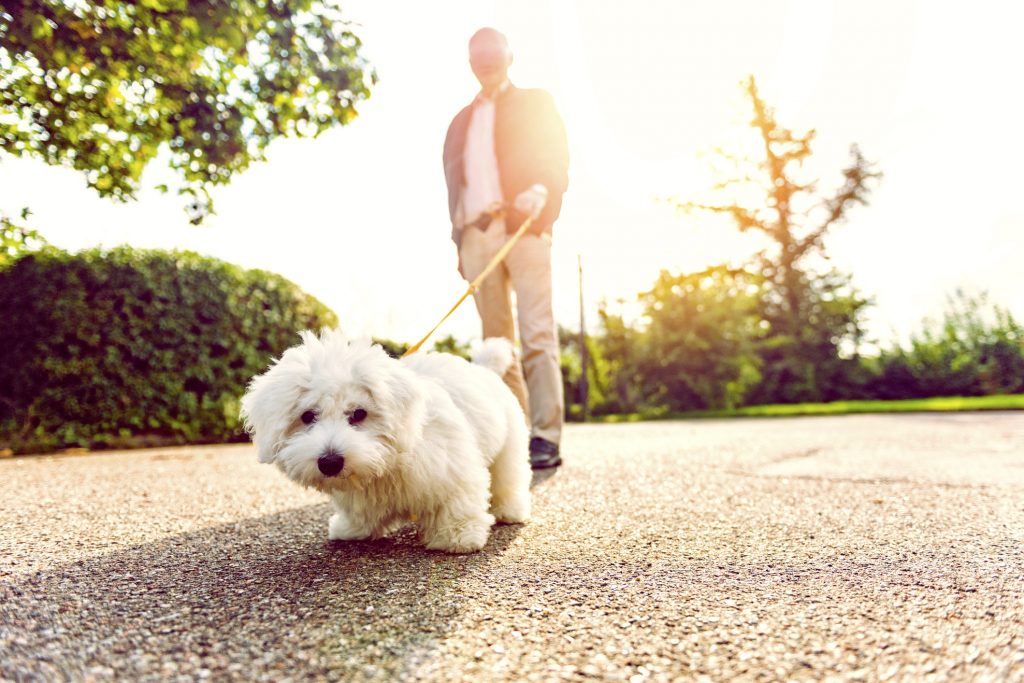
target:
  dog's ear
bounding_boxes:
[240,358,304,464]
[376,361,427,455]
[253,438,278,465]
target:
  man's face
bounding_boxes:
[469,33,511,91]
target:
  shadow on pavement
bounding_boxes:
[0,503,522,680]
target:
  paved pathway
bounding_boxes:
[2,413,1023,681]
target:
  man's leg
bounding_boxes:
[505,233,563,455]
[458,222,530,416]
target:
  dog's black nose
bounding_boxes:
[317,453,345,477]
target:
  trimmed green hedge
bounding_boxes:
[0,246,337,454]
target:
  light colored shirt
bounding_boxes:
[461,81,509,227]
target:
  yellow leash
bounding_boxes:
[402,213,536,358]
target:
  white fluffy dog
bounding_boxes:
[240,330,531,553]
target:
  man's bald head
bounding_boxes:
[468,27,512,95]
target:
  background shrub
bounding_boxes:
[572,267,766,416]
[0,246,337,454]
[869,291,1024,399]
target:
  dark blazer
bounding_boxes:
[443,84,569,247]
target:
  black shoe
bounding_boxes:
[529,437,562,470]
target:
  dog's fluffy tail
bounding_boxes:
[471,337,516,376]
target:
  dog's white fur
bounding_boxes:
[239,330,531,553]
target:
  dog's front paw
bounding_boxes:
[421,511,495,554]
[491,497,531,525]
[328,512,374,541]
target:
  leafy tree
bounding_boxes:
[592,303,646,416]
[593,267,765,414]
[672,76,881,402]
[748,269,874,404]
[634,266,765,411]
[1,0,374,220]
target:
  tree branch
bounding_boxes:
[671,201,773,235]
[797,144,882,257]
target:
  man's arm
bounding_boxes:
[498,88,570,234]
[443,107,472,248]
[530,90,569,201]
[512,90,568,234]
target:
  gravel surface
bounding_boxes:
[2,413,1023,681]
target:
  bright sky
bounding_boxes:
[2,0,1022,347]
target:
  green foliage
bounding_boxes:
[1,207,47,268]
[0,246,336,453]
[372,335,469,360]
[373,337,409,359]
[587,282,1022,415]
[750,269,874,404]
[593,303,647,415]
[871,291,1024,399]
[431,334,471,360]
[559,325,615,420]
[590,267,765,413]
[633,266,765,411]
[1,0,374,219]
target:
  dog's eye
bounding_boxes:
[300,410,317,425]
[349,408,368,425]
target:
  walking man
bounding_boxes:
[442,27,569,469]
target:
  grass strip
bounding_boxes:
[595,394,1024,423]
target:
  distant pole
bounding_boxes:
[578,254,589,422]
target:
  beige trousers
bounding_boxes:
[459,218,564,445]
